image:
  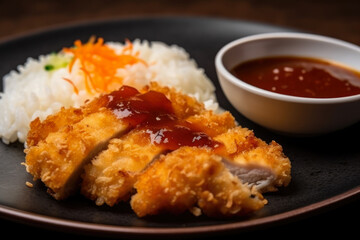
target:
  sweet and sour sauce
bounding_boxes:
[231,56,360,98]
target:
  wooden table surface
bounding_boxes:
[1,0,359,45]
[0,0,359,239]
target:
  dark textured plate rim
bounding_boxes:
[1,187,359,237]
[0,16,358,236]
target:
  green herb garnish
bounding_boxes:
[44,64,54,71]
[44,53,72,71]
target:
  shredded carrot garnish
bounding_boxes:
[63,37,146,94]
[63,78,79,94]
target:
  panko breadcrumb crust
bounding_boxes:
[25,82,291,217]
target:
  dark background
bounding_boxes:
[0,0,359,239]
[1,0,359,45]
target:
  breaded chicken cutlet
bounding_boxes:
[25,82,202,200]
[131,147,267,218]
[25,109,130,199]
[130,126,291,217]
[81,110,235,206]
[25,81,291,218]
[214,127,291,192]
[26,82,204,148]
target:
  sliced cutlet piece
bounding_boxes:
[81,128,164,206]
[80,82,208,206]
[185,110,236,137]
[81,109,235,206]
[214,127,291,192]
[25,85,175,200]
[25,110,129,200]
[147,82,205,119]
[26,107,82,148]
[26,91,111,148]
[25,81,201,148]
[130,146,267,218]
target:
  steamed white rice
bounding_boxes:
[0,39,218,144]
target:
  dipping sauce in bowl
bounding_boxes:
[215,32,360,135]
[230,56,360,98]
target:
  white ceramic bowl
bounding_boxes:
[215,32,360,136]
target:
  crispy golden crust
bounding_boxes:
[214,127,264,157]
[26,92,112,148]
[79,83,207,206]
[25,109,129,200]
[81,129,164,206]
[24,81,291,218]
[130,147,266,218]
[147,82,205,119]
[81,110,236,206]
[232,141,291,191]
[214,127,291,192]
[185,110,236,137]
[26,107,82,148]
[25,82,206,201]
[26,82,202,148]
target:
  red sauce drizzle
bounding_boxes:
[106,86,173,126]
[231,56,360,98]
[106,85,221,150]
[142,114,221,151]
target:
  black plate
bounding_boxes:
[0,17,359,238]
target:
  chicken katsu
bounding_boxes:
[25,110,130,200]
[25,82,204,148]
[130,126,291,217]
[81,110,235,206]
[131,146,267,217]
[25,83,183,199]
[214,127,291,192]
[25,82,291,217]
